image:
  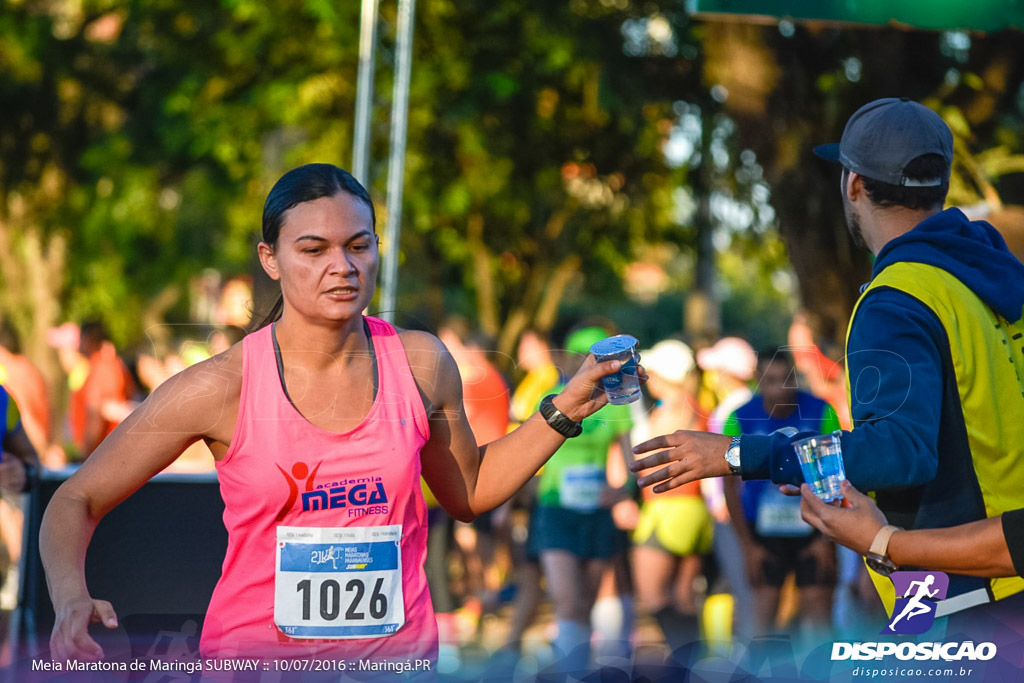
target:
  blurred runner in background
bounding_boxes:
[60,321,134,460]
[629,340,712,653]
[0,385,40,667]
[438,319,511,638]
[501,328,560,655]
[531,324,632,671]
[696,336,757,644]
[722,348,840,639]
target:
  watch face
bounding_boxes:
[866,554,896,577]
[725,446,741,468]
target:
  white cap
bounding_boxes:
[640,340,695,385]
[696,337,757,381]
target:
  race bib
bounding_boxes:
[275,525,405,639]
[559,464,605,511]
[755,488,813,537]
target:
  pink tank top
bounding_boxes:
[201,317,436,662]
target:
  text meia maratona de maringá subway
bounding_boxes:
[32,659,251,674]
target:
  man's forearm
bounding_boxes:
[888,517,1016,578]
[740,293,946,490]
[737,432,805,484]
[741,422,939,492]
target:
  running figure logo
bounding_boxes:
[276,460,322,522]
[884,571,949,635]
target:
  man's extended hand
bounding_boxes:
[629,431,732,494]
[799,479,887,555]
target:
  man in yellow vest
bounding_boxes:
[629,98,1024,633]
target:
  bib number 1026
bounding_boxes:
[296,577,388,621]
[275,525,404,638]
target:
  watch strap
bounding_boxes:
[539,394,583,438]
[869,524,902,558]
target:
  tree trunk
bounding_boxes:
[534,254,582,331]
[772,152,871,347]
[686,105,722,344]
[467,213,499,338]
[494,254,581,373]
[492,207,580,369]
[496,262,551,365]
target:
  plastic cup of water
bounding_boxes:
[589,335,641,405]
[792,430,846,503]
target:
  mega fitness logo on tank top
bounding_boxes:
[276,461,390,522]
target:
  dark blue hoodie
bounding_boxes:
[873,208,1024,323]
[740,209,1024,595]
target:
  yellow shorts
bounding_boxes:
[633,496,714,557]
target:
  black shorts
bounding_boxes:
[751,531,836,588]
[528,506,625,560]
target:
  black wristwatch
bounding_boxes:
[539,395,583,438]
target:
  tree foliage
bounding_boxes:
[2,0,1022,397]
[392,0,702,358]
[698,21,1024,344]
[0,0,367,384]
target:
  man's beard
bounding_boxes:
[844,198,868,250]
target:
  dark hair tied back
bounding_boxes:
[249,164,375,332]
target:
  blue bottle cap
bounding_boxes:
[589,334,638,357]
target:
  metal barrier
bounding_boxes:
[13,468,227,664]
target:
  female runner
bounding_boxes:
[41,164,635,664]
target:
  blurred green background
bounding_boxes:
[1,0,1023,392]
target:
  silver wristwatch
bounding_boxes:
[724,436,742,476]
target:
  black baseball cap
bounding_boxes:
[814,97,953,187]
